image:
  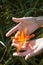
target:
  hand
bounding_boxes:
[12,38,43,60]
[6,17,40,37]
[6,17,43,60]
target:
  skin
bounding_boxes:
[6,17,43,60]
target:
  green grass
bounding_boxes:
[0,0,43,65]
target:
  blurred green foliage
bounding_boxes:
[0,0,43,65]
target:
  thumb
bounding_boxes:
[12,17,24,23]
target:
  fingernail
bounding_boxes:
[25,56,28,60]
[25,54,30,60]
[12,17,16,20]
[11,43,14,46]
[6,33,8,37]
[13,53,18,56]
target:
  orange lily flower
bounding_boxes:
[11,28,35,53]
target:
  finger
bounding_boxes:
[6,23,21,37]
[12,42,27,50]
[11,42,19,47]
[13,51,28,56]
[11,38,27,50]
[12,17,24,23]
[11,40,27,50]
[28,39,39,50]
[25,50,37,60]
[25,45,42,60]
[12,17,34,23]
[31,38,43,49]
[13,40,38,56]
[33,39,40,49]
[25,38,43,60]
[13,44,34,56]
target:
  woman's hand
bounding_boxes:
[12,38,43,60]
[6,17,43,60]
[6,17,40,37]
